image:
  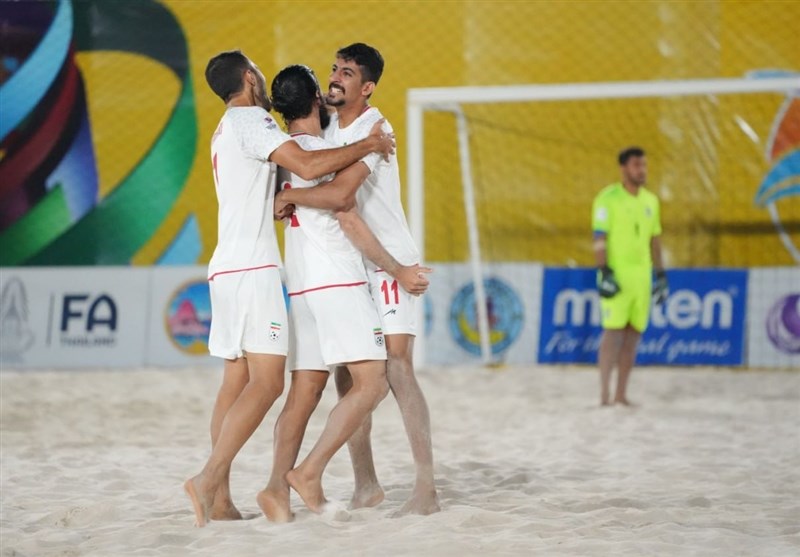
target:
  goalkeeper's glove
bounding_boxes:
[652,270,669,305]
[597,265,620,298]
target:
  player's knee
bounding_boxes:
[251,372,285,397]
[375,375,390,403]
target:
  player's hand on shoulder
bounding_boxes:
[395,264,432,296]
[368,119,395,161]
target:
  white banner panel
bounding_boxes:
[0,267,149,368]
[747,267,800,369]
[425,263,543,365]
[146,266,217,367]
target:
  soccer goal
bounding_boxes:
[407,75,800,367]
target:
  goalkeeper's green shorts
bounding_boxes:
[600,267,652,332]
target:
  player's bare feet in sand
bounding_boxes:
[350,483,385,509]
[209,494,242,521]
[614,397,638,407]
[257,488,293,523]
[184,476,214,527]
[286,468,327,513]
[391,488,440,517]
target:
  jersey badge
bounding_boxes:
[269,321,282,341]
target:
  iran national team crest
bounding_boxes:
[269,322,282,341]
[374,327,384,347]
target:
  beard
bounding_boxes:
[319,102,331,130]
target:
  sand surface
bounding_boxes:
[1,366,799,556]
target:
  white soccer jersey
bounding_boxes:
[280,133,369,295]
[324,107,420,269]
[207,106,291,280]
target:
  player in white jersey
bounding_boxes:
[256,65,430,521]
[325,43,440,515]
[184,50,395,527]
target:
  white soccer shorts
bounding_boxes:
[288,283,387,371]
[208,266,288,359]
[368,270,418,336]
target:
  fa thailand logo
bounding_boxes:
[165,280,211,355]
[750,70,800,262]
[449,277,524,357]
[0,278,35,363]
[766,293,800,354]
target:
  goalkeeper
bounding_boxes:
[592,146,667,406]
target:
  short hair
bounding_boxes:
[205,50,250,103]
[271,65,320,123]
[336,42,384,84]
[618,146,645,165]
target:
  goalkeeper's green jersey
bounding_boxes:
[592,182,661,271]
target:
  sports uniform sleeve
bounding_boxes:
[652,196,662,237]
[592,193,611,236]
[357,111,393,173]
[238,110,292,162]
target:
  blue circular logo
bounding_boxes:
[165,280,211,355]
[449,277,524,356]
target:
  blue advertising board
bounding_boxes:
[538,268,748,366]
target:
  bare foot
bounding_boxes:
[257,488,293,523]
[391,489,440,517]
[209,495,242,521]
[184,476,213,527]
[614,398,638,407]
[600,400,613,407]
[286,468,327,513]
[350,484,385,509]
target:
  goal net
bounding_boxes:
[407,76,800,367]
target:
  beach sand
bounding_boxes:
[1,366,798,556]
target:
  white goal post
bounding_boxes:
[406,76,800,368]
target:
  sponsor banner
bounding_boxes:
[146,266,217,367]
[538,268,747,366]
[425,263,542,365]
[0,267,149,368]
[747,267,800,369]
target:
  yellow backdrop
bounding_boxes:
[77,0,799,267]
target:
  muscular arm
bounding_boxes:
[651,235,664,271]
[336,207,430,295]
[269,121,392,181]
[278,162,370,213]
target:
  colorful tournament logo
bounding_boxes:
[0,277,35,363]
[766,293,800,354]
[751,70,800,262]
[449,277,524,356]
[164,280,211,355]
[0,0,197,266]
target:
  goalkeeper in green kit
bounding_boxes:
[592,147,668,406]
